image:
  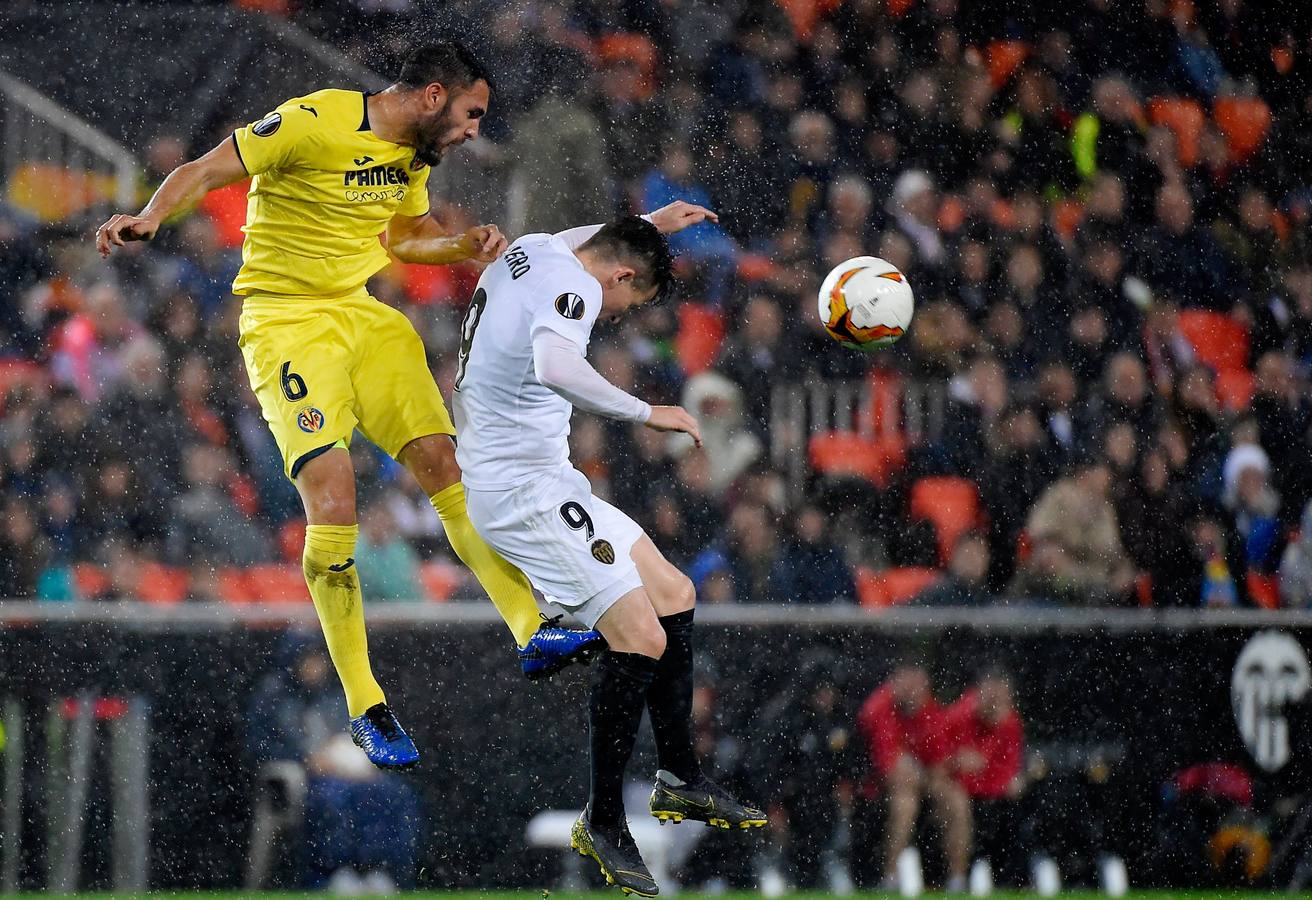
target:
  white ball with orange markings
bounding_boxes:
[817,256,914,352]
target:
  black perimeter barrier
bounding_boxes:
[1,604,1309,891]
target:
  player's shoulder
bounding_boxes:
[270,88,366,133]
[518,234,599,291]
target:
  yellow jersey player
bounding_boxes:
[95,42,602,769]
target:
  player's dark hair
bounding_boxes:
[398,40,494,95]
[578,216,675,303]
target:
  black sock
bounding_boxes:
[589,650,658,830]
[646,609,702,783]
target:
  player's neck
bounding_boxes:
[365,87,413,145]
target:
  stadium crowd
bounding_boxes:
[3,0,1312,610]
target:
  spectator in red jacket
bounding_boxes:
[858,663,970,891]
[945,669,1027,883]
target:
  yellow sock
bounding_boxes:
[303,524,384,717]
[431,483,540,648]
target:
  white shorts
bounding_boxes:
[464,465,645,628]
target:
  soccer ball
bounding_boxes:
[817,256,915,352]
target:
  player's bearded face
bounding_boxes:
[414,83,488,167]
[414,104,460,167]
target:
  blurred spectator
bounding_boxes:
[1136,182,1234,309]
[1118,448,1201,607]
[1013,459,1137,605]
[857,663,970,892]
[1279,500,1312,609]
[887,170,946,274]
[779,503,858,605]
[1221,433,1282,575]
[944,670,1027,885]
[676,372,762,496]
[1250,351,1312,520]
[167,444,270,567]
[640,141,739,304]
[246,634,423,889]
[754,650,858,889]
[0,498,49,599]
[357,502,423,601]
[715,294,799,435]
[509,49,614,236]
[914,531,993,607]
[667,656,759,889]
[981,403,1060,591]
[691,502,789,604]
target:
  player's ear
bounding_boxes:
[613,266,636,287]
[422,82,447,111]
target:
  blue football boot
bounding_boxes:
[520,614,606,680]
[350,702,419,770]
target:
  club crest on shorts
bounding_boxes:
[555,292,585,320]
[297,407,326,434]
[591,539,615,565]
[252,112,282,137]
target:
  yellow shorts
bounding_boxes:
[238,290,454,479]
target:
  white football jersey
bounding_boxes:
[453,232,603,490]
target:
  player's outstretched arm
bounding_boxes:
[95,138,247,257]
[388,213,507,265]
[552,203,719,251]
[645,200,719,235]
[532,330,703,447]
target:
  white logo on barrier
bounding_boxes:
[1231,630,1310,772]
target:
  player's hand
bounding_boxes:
[645,405,702,447]
[95,213,160,257]
[647,201,719,235]
[460,224,507,264]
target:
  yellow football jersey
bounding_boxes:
[230,88,432,297]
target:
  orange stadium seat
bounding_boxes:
[735,253,777,282]
[880,567,943,605]
[1148,97,1205,168]
[1246,571,1279,609]
[987,41,1030,88]
[1214,96,1271,163]
[1136,573,1153,607]
[1215,367,1255,413]
[809,432,906,488]
[136,562,189,604]
[1178,309,1249,372]
[909,476,981,564]
[1051,199,1085,241]
[675,304,725,375]
[73,563,111,599]
[419,560,464,602]
[775,0,842,42]
[278,519,306,562]
[0,360,44,404]
[857,368,904,439]
[244,564,310,603]
[855,566,942,607]
[218,568,255,603]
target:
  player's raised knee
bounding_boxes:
[672,571,696,611]
[611,617,667,659]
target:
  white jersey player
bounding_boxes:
[453,202,766,896]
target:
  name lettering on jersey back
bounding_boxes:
[343,164,411,187]
[504,245,531,280]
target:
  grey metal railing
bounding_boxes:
[0,69,138,212]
